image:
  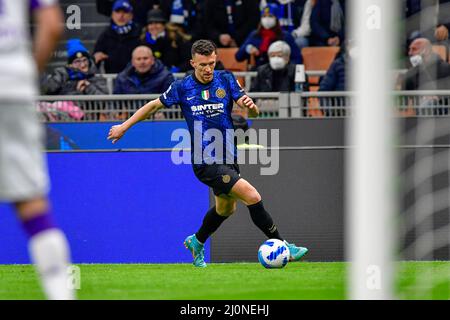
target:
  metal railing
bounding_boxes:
[36,93,285,122]
[293,90,450,118]
[35,90,450,122]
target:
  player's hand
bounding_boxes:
[240,95,259,118]
[241,95,254,108]
[107,124,126,144]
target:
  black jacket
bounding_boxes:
[141,33,192,72]
[94,23,141,74]
[251,63,300,92]
[402,53,450,90]
[113,59,175,94]
[204,0,260,47]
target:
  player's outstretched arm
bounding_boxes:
[237,95,260,118]
[107,98,164,144]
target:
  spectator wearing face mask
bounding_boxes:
[251,40,305,92]
[235,3,302,68]
[93,0,141,73]
[261,0,306,33]
[402,37,450,91]
[42,39,108,95]
[401,38,450,115]
[262,0,316,52]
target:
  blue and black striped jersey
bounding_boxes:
[160,70,245,166]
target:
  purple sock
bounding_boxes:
[22,213,57,238]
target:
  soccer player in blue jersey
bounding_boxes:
[108,39,308,267]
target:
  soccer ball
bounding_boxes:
[257,239,290,269]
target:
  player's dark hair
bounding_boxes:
[191,39,217,57]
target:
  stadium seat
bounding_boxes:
[216,48,248,72]
[216,48,249,88]
[301,47,340,87]
[432,45,448,62]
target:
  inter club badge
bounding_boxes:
[215,88,226,99]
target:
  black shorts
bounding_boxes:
[193,164,241,196]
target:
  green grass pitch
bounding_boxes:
[0,262,449,300]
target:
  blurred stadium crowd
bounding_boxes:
[37,0,450,120]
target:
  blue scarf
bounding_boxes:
[145,32,157,45]
[66,67,88,81]
[111,21,134,35]
[277,3,294,33]
[171,0,185,21]
[224,0,236,36]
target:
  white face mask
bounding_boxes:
[269,56,287,70]
[410,54,423,67]
[261,17,276,29]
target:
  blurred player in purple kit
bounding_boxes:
[0,0,74,299]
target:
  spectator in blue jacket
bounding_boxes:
[113,46,174,94]
[318,44,349,91]
[235,3,302,68]
[319,42,354,116]
[310,0,345,47]
[261,0,307,33]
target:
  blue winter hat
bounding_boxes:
[112,0,133,12]
[261,3,279,17]
[66,38,89,63]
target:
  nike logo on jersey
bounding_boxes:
[187,96,195,101]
